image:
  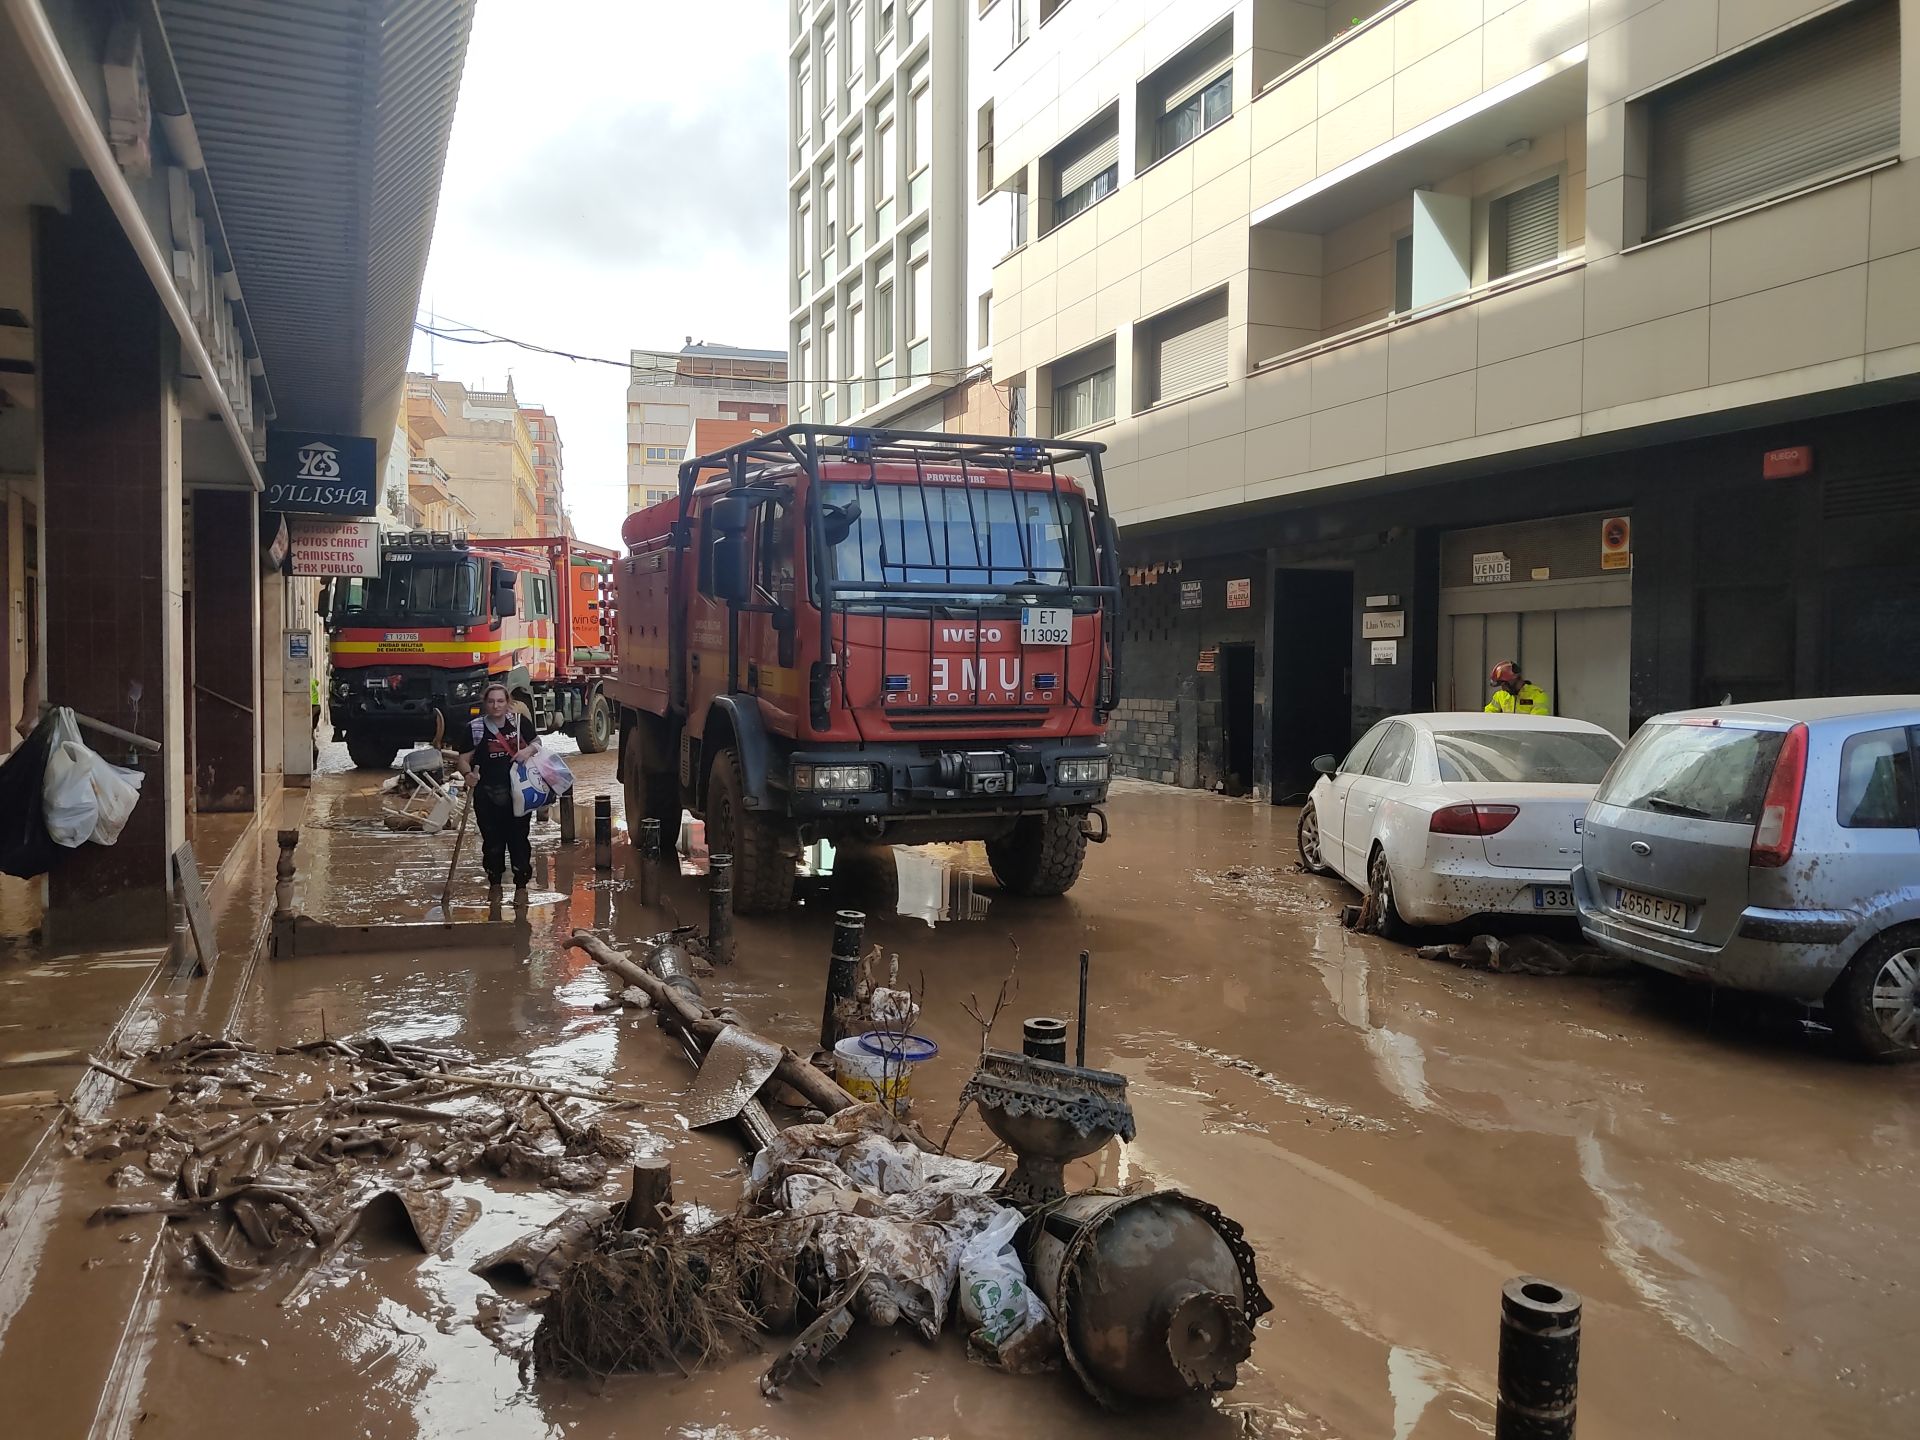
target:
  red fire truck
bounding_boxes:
[610,425,1120,912]
[326,532,618,768]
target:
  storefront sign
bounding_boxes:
[1600,515,1632,571]
[1762,445,1812,479]
[1370,640,1398,666]
[289,517,381,577]
[1226,578,1251,610]
[266,430,378,516]
[1197,648,1218,673]
[1179,579,1202,610]
[1361,610,1404,639]
[1471,551,1512,584]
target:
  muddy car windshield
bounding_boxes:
[1434,729,1622,784]
[1595,722,1786,824]
[820,480,1095,609]
[330,556,480,625]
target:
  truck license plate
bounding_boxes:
[1615,887,1687,928]
[1020,607,1072,646]
[1532,885,1573,911]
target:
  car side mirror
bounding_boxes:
[713,534,751,604]
[1311,753,1338,775]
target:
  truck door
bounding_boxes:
[749,495,800,737]
[687,500,747,734]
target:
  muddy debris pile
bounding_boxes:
[70,1030,636,1295]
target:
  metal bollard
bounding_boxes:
[593,795,613,871]
[707,853,734,964]
[1496,1276,1582,1440]
[558,791,576,845]
[639,818,662,906]
[1022,1017,1069,1064]
[819,909,866,1050]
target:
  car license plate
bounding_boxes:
[1615,887,1687,928]
[1533,885,1573,911]
[1020,607,1072,646]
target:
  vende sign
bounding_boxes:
[289,518,380,577]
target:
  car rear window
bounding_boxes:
[1838,727,1917,829]
[1433,730,1622,784]
[1595,722,1785,824]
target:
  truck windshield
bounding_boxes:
[820,479,1095,609]
[330,556,481,624]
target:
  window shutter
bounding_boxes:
[1150,292,1228,403]
[1054,113,1119,196]
[1156,27,1233,115]
[1494,177,1560,277]
[1647,0,1898,234]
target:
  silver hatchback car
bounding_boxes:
[1574,697,1920,1058]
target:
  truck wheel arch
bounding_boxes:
[702,696,776,815]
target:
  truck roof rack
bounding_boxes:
[676,423,1105,486]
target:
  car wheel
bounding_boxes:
[1296,801,1329,875]
[1365,846,1410,942]
[1828,926,1920,1062]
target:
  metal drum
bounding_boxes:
[1020,1189,1271,1408]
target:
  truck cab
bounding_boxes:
[610,426,1120,911]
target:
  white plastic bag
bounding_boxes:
[509,759,552,817]
[41,709,145,847]
[531,749,575,797]
[957,1205,1055,1369]
[42,710,98,848]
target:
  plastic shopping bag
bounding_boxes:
[88,754,144,845]
[530,749,575,797]
[956,1205,1057,1371]
[0,716,61,878]
[43,710,99,848]
[509,759,553,817]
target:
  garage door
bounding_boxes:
[1444,598,1631,740]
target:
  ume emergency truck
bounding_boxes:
[609,425,1120,912]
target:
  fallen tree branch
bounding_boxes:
[87,1057,164,1093]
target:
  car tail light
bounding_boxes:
[1430,803,1520,836]
[1750,722,1808,868]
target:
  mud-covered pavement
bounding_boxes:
[5,745,1918,1439]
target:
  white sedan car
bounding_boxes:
[1298,713,1624,936]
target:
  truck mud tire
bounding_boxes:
[706,748,795,914]
[987,809,1088,897]
[1826,925,1920,1062]
[570,692,613,754]
[347,733,395,770]
[622,727,680,842]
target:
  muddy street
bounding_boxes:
[3,747,1916,1440]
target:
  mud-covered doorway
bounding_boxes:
[1269,569,1352,800]
[1220,643,1256,796]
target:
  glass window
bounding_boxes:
[330,557,479,624]
[1433,729,1623,785]
[1340,722,1389,775]
[1055,166,1115,226]
[909,256,930,342]
[823,174,838,260]
[875,271,895,358]
[1838,727,1917,829]
[1157,71,1232,159]
[1596,722,1788,826]
[876,115,896,200]
[1491,176,1560,279]
[1364,723,1416,783]
[1053,363,1115,433]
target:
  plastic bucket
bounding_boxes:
[834,1032,938,1115]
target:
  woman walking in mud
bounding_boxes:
[455,682,539,900]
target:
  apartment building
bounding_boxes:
[404,375,541,538]
[626,343,788,512]
[985,0,1920,795]
[786,0,1023,433]
[522,404,568,536]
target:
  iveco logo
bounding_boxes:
[941,626,1002,642]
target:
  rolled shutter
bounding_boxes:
[1494,177,1560,277]
[1150,291,1228,403]
[1054,112,1118,197]
[1647,0,1899,235]
[1156,26,1232,114]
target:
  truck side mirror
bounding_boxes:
[711,495,754,536]
[492,569,518,619]
[712,534,751,604]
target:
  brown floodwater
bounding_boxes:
[6,750,1919,1438]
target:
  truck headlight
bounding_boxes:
[452,677,483,699]
[792,763,880,793]
[1057,757,1110,785]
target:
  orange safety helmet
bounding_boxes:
[1489,660,1521,686]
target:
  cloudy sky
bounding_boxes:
[407,0,790,547]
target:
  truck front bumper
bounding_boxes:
[780,740,1110,827]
